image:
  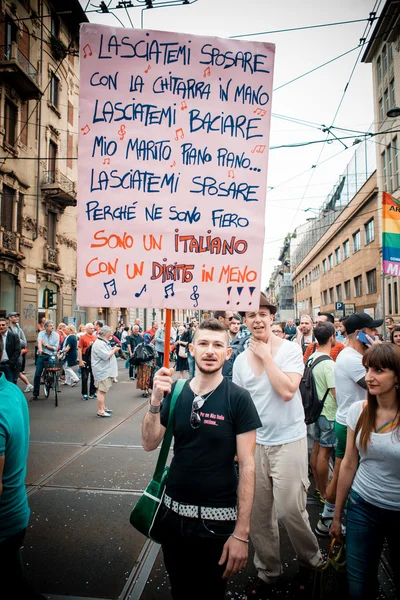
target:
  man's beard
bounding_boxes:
[195,359,222,375]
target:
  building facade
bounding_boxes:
[362,1,400,319]
[0,0,87,348]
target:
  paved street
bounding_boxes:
[21,359,394,600]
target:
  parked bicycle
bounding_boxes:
[42,356,61,407]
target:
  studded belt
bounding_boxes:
[163,493,237,521]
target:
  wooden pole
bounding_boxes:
[163,308,172,368]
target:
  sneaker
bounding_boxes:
[104,407,113,413]
[315,517,346,537]
[82,394,89,400]
[89,393,97,399]
[312,489,325,506]
[97,412,112,418]
[24,384,34,393]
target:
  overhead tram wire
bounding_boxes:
[229,16,380,39]
[289,4,379,228]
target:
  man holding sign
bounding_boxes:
[233,294,321,594]
[142,318,261,599]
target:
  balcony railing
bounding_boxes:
[43,245,60,271]
[41,170,76,206]
[0,228,24,260]
[0,43,41,99]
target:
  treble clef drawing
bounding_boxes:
[190,285,200,308]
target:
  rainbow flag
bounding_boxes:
[382,191,400,276]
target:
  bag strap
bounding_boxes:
[153,379,186,482]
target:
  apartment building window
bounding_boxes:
[50,74,60,109]
[334,247,341,265]
[1,185,14,232]
[51,12,60,38]
[364,218,375,244]
[366,269,377,294]
[390,79,396,108]
[395,281,399,314]
[352,230,361,253]
[322,259,327,274]
[382,43,388,74]
[49,141,57,180]
[48,211,57,248]
[336,284,342,301]
[384,87,390,116]
[323,290,328,305]
[344,280,351,300]
[382,140,400,191]
[4,99,17,147]
[379,98,384,123]
[354,275,363,297]
[343,239,350,259]
[329,288,334,303]
[388,283,392,314]
[389,42,394,65]
[377,55,382,84]
[328,254,333,270]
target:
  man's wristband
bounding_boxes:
[148,403,161,414]
[231,533,249,544]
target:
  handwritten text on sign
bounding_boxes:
[78,25,275,310]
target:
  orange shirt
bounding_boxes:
[78,333,95,357]
[303,340,345,364]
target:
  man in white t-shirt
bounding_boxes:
[233,294,321,595]
[316,311,382,535]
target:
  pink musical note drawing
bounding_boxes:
[181,100,188,111]
[174,128,184,141]
[203,66,211,78]
[170,161,176,168]
[251,144,266,154]
[253,108,267,117]
[228,170,235,179]
[81,124,90,136]
[118,124,126,141]
[82,44,92,59]
[103,158,110,165]
[144,64,151,74]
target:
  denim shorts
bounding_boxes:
[308,415,337,447]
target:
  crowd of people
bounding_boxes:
[0,303,399,599]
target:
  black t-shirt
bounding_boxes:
[160,378,261,507]
[127,333,142,350]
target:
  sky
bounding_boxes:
[79,0,378,287]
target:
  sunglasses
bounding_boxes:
[190,395,206,429]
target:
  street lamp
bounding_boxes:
[387,107,400,118]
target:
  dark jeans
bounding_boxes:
[0,529,46,599]
[156,505,235,600]
[156,352,164,368]
[346,489,400,600]
[33,355,48,397]
[187,353,195,378]
[0,362,16,383]
[81,364,96,396]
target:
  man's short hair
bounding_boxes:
[193,318,229,344]
[85,322,94,329]
[95,320,104,328]
[0,316,7,323]
[98,325,112,337]
[300,314,313,322]
[314,322,335,345]
[44,320,54,328]
[230,313,242,322]
[213,311,227,320]
[318,312,334,324]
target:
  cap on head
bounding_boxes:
[7,312,19,318]
[345,312,383,335]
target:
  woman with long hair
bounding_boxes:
[330,344,400,600]
[390,325,400,347]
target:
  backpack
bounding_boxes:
[131,343,155,366]
[222,334,250,380]
[84,341,94,366]
[300,355,332,425]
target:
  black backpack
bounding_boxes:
[131,343,155,366]
[84,341,94,366]
[300,354,332,425]
[222,334,250,380]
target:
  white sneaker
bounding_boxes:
[24,384,34,393]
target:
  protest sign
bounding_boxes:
[78,24,275,310]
